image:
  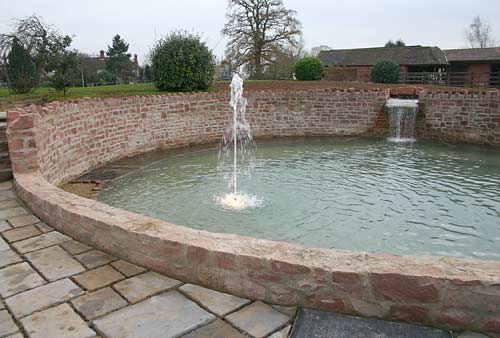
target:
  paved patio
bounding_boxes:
[0,181,294,338]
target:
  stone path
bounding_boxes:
[0,181,295,338]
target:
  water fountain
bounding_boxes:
[386,98,419,142]
[217,74,259,210]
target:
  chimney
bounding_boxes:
[99,50,105,60]
[133,54,138,66]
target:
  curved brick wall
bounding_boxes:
[6,89,500,335]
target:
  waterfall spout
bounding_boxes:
[386,98,419,142]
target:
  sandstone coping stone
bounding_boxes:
[12,231,70,254]
[73,265,124,291]
[113,271,182,303]
[6,278,83,318]
[0,262,45,298]
[181,319,247,338]
[226,301,291,338]
[12,172,500,335]
[0,310,19,337]
[180,283,251,317]
[0,249,22,268]
[25,245,85,281]
[3,225,41,243]
[71,287,127,320]
[7,215,40,228]
[20,303,96,338]
[110,260,146,277]
[75,249,116,269]
[93,291,215,338]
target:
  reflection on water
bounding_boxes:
[99,138,500,260]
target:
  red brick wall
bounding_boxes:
[5,88,500,335]
[417,89,500,144]
[8,90,388,184]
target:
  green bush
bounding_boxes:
[371,60,400,83]
[294,57,323,81]
[151,31,215,91]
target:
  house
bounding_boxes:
[318,46,449,82]
[444,47,500,87]
[80,50,140,85]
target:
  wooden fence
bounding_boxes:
[399,72,500,88]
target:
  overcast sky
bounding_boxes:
[1,0,499,64]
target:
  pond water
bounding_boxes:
[99,138,500,260]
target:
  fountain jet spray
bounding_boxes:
[217,74,260,210]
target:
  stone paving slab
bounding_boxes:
[113,271,182,303]
[12,231,70,253]
[0,200,20,211]
[6,278,83,318]
[0,309,19,337]
[110,260,146,277]
[0,207,28,220]
[0,220,12,232]
[0,181,12,191]
[269,325,291,338]
[0,249,22,268]
[273,305,297,317]
[34,223,52,233]
[71,287,128,320]
[181,319,247,338]
[3,225,41,243]
[25,245,86,281]
[0,236,8,252]
[20,303,96,338]
[0,191,17,203]
[180,284,251,317]
[93,291,214,338]
[290,309,452,338]
[75,250,116,269]
[61,240,92,255]
[226,301,291,338]
[5,333,24,338]
[0,262,45,298]
[73,265,124,291]
[7,215,40,228]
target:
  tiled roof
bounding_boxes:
[318,46,449,67]
[444,47,500,62]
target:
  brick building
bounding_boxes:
[318,46,448,82]
[444,47,500,87]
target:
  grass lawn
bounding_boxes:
[0,83,218,110]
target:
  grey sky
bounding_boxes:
[1,0,498,64]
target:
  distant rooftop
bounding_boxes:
[318,46,449,67]
[444,47,500,62]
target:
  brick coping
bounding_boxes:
[6,90,500,334]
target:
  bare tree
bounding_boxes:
[310,45,332,57]
[0,14,73,86]
[222,0,302,79]
[465,16,496,48]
